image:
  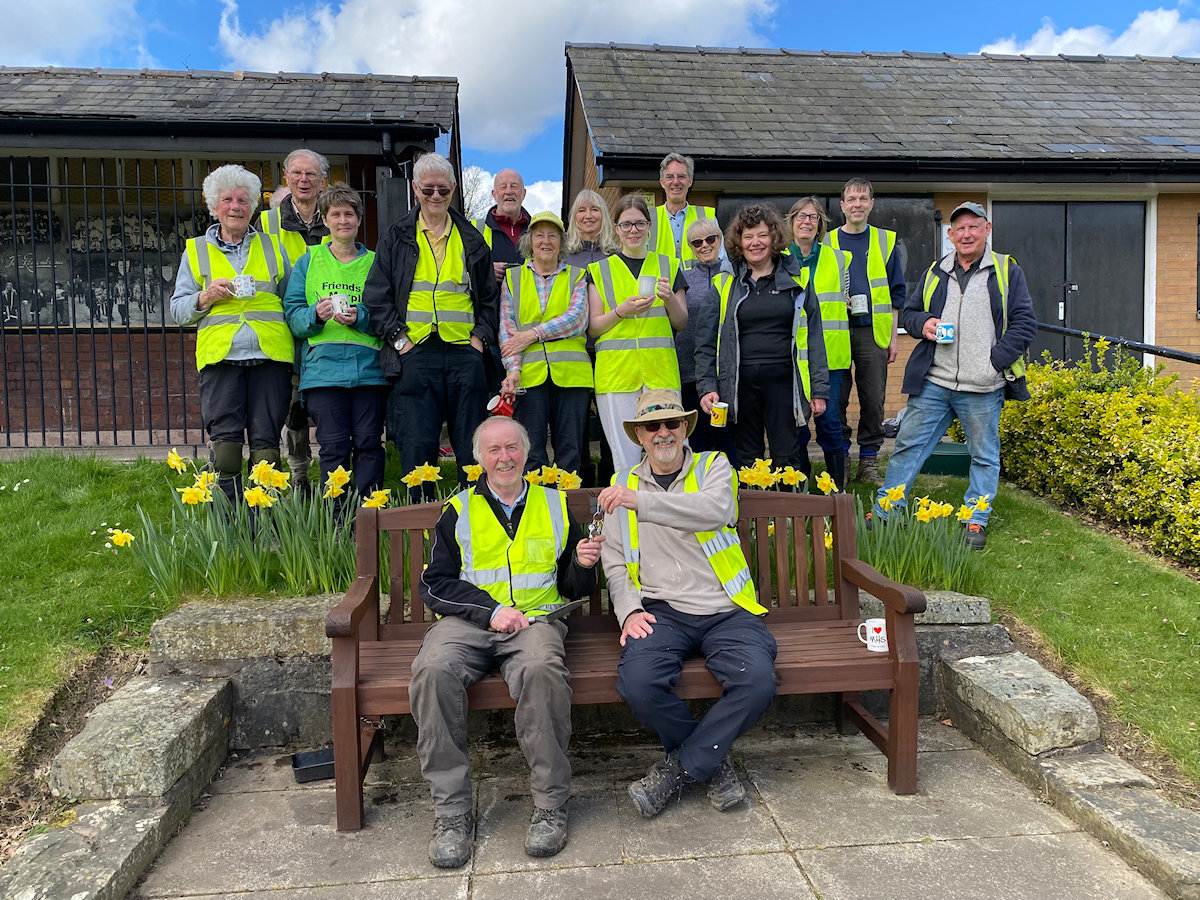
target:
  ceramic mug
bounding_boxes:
[935,322,956,344]
[231,274,257,298]
[857,618,888,652]
[637,274,658,300]
[487,395,515,417]
[711,401,729,427]
[330,293,352,316]
[849,293,870,315]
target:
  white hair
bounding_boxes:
[413,153,456,187]
[283,148,330,179]
[202,165,262,216]
[472,416,530,463]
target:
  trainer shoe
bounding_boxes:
[855,456,881,485]
[629,750,693,818]
[524,804,569,857]
[706,755,747,811]
[428,813,474,869]
[965,523,987,550]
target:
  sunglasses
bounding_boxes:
[418,185,453,198]
[689,234,720,250]
[639,418,685,432]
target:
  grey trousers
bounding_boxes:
[409,615,572,816]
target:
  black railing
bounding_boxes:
[1036,323,1200,367]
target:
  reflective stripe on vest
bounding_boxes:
[827,225,896,349]
[813,246,851,370]
[187,233,292,369]
[470,218,494,250]
[648,204,715,270]
[921,250,1025,381]
[714,269,811,405]
[617,451,764,615]
[259,209,330,266]
[507,264,592,389]
[303,244,382,350]
[587,253,681,393]
[409,224,474,344]
[448,484,568,615]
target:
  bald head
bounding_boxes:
[492,169,526,220]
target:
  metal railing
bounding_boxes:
[1036,323,1200,366]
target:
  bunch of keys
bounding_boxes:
[587,505,604,541]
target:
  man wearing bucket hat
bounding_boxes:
[498,211,591,475]
[597,389,777,818]
[872,201,1037,550]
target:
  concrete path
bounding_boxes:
[132,719,1166,900]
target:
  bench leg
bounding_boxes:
[332,685,364,832]
[834,691,859,734]
[887,662,919,794]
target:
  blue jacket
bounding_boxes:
[900,251,1037,401]
[283,243,387,395]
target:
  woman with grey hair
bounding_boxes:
[498,211,591,475]
[170,163,293,505]
[679,217,732,455]
[564,189,618,267]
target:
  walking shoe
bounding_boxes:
[964,523,987,550]
[706,755,747,811]
[855,456,881,485]
[428,813,474,868]
[524,804,569,857]
[629,750,693,818]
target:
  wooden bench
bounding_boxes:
[326,488,926,832]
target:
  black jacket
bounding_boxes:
[419,478,597,630]
[478,205,531,264]
[362,204,499,378]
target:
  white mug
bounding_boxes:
[849,293,870,315]
[857,618,888,652]
[637,274,658,299]
[231,274,257,298]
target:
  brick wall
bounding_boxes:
[1155,194,1200,388]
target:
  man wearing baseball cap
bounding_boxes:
[597,389,777,818]
[872,201,1037,549]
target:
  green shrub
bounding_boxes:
[1000,339,1200,563]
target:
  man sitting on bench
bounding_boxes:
[597,389,777,818]
[412,416,602,867]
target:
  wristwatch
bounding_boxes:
[393,334,409,352]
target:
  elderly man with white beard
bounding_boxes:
[597,389,777,819]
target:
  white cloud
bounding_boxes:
[524,180,563,215]
[981,8,1200,57]
[2,0,140,65]
[217,0,774,153]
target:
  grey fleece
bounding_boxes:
[925,255,1005,394]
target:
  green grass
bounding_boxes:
[851,468,1200,785]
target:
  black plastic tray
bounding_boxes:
[291,747,335,783]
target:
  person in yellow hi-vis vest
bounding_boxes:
[586,194,689,473]
[412,417,602,867]
[498,211,591,475]
[825,177,907,486]
[170,164,292,506]
[647,153,720,271]
[597,390,777,820]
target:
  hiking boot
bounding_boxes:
[964,522,987,550]
[629,750,693,818]
[428,813,474,868]
[855,456,881,485]
[706,755,747,811]
[524,804,569,857]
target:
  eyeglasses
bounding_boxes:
[418,185,453,198]
[792,212,820,223]
[616,220,650,232]
[639,418,684,432]
[689,234,719,250]
[286,170,322,182]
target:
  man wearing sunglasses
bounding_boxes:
[597,389,776,819]
[363,153,499,496]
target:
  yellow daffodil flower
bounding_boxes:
[244,486,275,508]
[779,466,804,487]
[362,489,391,509]
[167,448,187,474]
[249,460,277,486]
[752,458,773,473]
[738,468,753,485]
[525,471,541,485]
[400,470,423,489]
[464,464,483,483]
[194,471,217,490]
[417,463,442,482]
[974,495,991,512]
[824,531,834,550]
[957,505,974,523]
[326,466,352,489]
[815,471,838,494]
[885,484,906,503]
[269,469,291,490]
[916,495,932,511]
[107,528,135,547]
[324,483,346,499]
[767,522,776,536]
[938,502,955,518]
[540,465,563,486]
[558,471,582,490]
[177,485,210,505]
[880,497,893,513]
[915,506,934,523]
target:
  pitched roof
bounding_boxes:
[0,67,458,130]
[567,44,1200,161]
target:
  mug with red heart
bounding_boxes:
[857,617,888,652]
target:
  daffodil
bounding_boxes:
[401,470,423,489]
[167,448,187,474]
[177,485,211,505]
[915,506,934,523]
[362,489,391,509]
[525,471,541,485]
[824,531,834,550]
[779,466,806,487]
[244,486,276,508]
[249,460,277,486]
[326,466,352,489]
[107,528,135,547]
[269,469,291,490]
[885,484,906,503]
[752,458,773,473]
[558,471,582,490]
[194,471,217,490]
[956,505,974,523]
[974,495,991,513]
[916,495,932,511]
[879,497,893,513]
[938,502,955,518]
[738,468,753,485]
[464,464,483,483]
[540,465,563,486]
[815,471,838,494]
[767,522,776,537]
[324,483,347,499]
[416,463,442,482]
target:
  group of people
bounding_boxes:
[170,148,1036,864]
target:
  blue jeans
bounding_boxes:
[813,368,847,455]
[874,382,1005,527]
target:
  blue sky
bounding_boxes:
[9,0,1200,209]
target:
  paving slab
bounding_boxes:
[797,832,1167,900]
[166,880,465,900]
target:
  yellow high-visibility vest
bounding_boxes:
[506,264,592,389]
[588,253,680,393]
[408,224,474,345]
[648,204,716,270]
[826,225,897,350]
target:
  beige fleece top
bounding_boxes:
[601,447,740,624]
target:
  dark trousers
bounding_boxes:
[388,338,487,498]
[682,380,736,462]
[617,600,778,781]
[305,385,389,495]
[199,360,291,450]
[839,328,889,457]
[514,381,590,476]
[735,360,803,470]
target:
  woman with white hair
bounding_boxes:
[170,163,292,505]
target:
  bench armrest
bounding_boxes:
[840,558,927,617]
[326,575,380,639]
